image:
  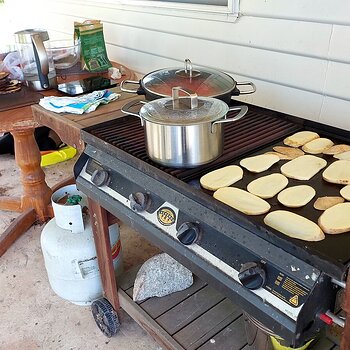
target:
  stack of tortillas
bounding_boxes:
[0,72,21,95]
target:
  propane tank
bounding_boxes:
[40,185,123,306]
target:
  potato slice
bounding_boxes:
[322,160,350,185]
[318,203,350,234]
[334,150,350,160]
[283,131,320,148]
[273,146,304,159]
[340,185,350,201]
[265,151,292,160]
[200,165,243,191]
[264,210,325,241]
[302,138,334,154]
[277,185,316,208]
[240,154,279,173]
[314,196,345,211]
[323,144,350,155]
[214,187,270,215]
[281,155,327,180]
[247,173,288,199]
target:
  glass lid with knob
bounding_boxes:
[142,59,235,98]
[140,87,229,125]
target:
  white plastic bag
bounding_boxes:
[0,51,23,80]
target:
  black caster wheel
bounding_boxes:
[91,298,120,337]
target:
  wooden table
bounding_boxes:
[0,105,51,256]
[0,62,136,257]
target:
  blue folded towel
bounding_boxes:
[39,89,120,114]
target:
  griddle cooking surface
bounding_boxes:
[86,108,300,182]
[206,139,350,272]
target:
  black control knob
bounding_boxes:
[176,222,200,245]
[238,262,266,290]
[129,192,151,212]
[91,169,110,187]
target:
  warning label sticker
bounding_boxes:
[289,295,299,306]
[265,273,310,308]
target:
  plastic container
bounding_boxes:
[271,337,314,350]
[41,145,77,167]
[244,312,314,350]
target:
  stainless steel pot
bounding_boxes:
[120,59,256,104]
[121,87,248,168]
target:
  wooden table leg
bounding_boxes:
[88,198,120,311]
[0,127,53,257]
[11,128,52,222]
[0,196,22,212]
[0,209,36,256]
[340,274,350,350]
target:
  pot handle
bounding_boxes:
[31,33,50,89]
[211,105,248,133]
[184,59,193,78]
[235,81,256,95]
[120,79,141,93]
[172,86,198,109]
[121,99,145,126]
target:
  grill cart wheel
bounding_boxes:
[91,298,120,337]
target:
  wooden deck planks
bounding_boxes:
[117,264,141,290]
[141,276,207,319]
[156,285,225,335]
[197,316,247,350]
[116,267,338,350]
[173,300,243,350]
[118,288,185,350]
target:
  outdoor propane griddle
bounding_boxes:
[75,103,349,349]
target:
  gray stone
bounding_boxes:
[133,253,193,302]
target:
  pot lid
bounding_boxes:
[140,87,229,125]
[142,59,235,98]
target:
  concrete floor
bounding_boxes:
[0,154,161,350]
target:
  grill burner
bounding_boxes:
[88,108,301,181]
[76,103,350,348]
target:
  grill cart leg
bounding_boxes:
[88,199,120,312]
[341,273,350,350]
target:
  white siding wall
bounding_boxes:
[5,0,350,130]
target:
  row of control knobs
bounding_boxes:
[91,170,266,290]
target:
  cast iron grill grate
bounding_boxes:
[88,107,301,182]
